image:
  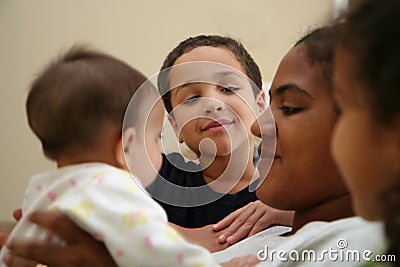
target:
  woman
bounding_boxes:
[214,25,379,265]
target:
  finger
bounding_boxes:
[219,204,257,243]
[7,238,59,266]
[226,211,264,245]
[3,251,38,267]
[248,218,270,237]
[213,209,241,231]
[13,209,22,222]
[28,210,86,244]
[7,238,90,267]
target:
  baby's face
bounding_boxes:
[167,46,262,157]
[124,100,164,187]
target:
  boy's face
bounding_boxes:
[332,46,399,220]
[256,44,347,211]
[167,46,262,158]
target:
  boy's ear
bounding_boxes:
[167,114,184,143]
[256,90,267,114]
[115,127,136,169]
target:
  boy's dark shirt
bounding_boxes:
[146,153,258,228]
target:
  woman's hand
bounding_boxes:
[213,201,294,245]
[170,223,230,253]
[4,210,117,267]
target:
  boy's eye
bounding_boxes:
[221,86,239,93]
[183,95,200,104]
[279,106,303,116]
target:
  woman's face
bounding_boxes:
[332,46,400,220]
[256,44,348,212]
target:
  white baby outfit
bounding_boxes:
[0,163,219,267]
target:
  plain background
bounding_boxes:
[0,0,337,219]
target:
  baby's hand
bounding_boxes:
[213,201,294,245]
[220,254,259,267]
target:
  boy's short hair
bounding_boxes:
[158,35,263,113]
[26,45,147,160]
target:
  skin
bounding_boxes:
[332,45,400,220]
[3,211,119,267]
[254,43,352,231]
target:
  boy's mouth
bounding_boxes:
[201,119,233,132]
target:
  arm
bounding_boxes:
[4,206,253,266]
[170,223,230,252]
[4,210,117,267]
[213,201,294,244]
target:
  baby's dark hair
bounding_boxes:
[26,45,147,160]
[339,0,400,125]
[294,25,338,90]
[339,0,400,261]
[158,35,262,113]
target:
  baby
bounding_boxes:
[0,46,257,267]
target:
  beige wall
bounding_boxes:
[0,0,333,219]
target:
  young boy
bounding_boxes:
[147,35,293,245]
[0,46,257,267]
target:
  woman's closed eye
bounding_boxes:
[279,106,303,116]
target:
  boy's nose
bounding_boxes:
[202,98,226,115]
